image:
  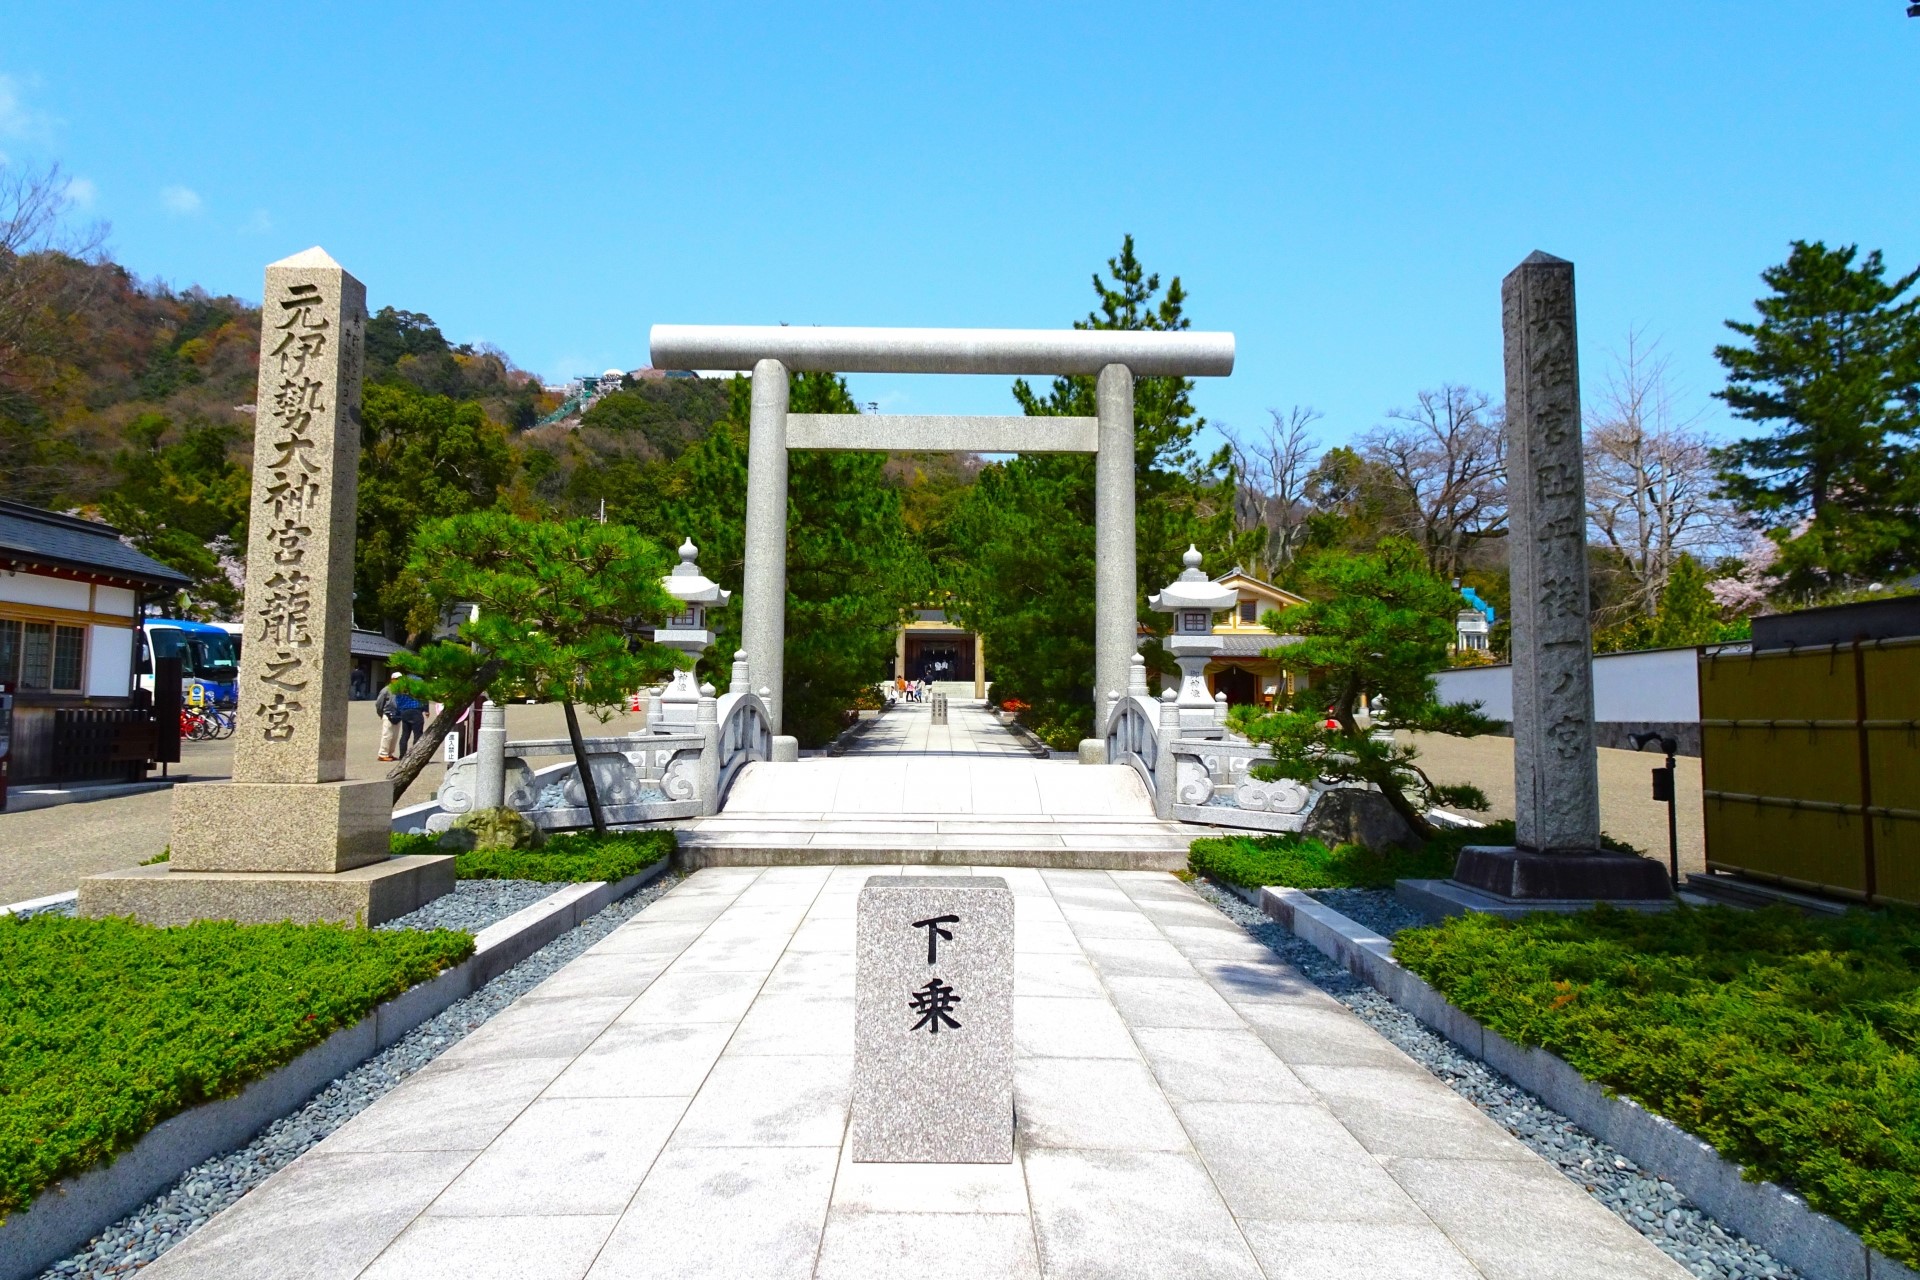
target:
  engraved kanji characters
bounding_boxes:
[257,568,314,647]
[256,691,303,741]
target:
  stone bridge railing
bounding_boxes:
[1102,654,1322,835]
[396,651,776,836]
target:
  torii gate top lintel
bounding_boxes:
[659,323,1237,745]
[649,324,1235,379]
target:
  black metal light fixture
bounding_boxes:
[1628,731,1681,889]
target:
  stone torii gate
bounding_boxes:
[648,325,1235,744]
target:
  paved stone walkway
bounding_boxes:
[146,867,1685,1280]
[845,698,1029,756]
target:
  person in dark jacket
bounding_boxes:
[394,687,426,759]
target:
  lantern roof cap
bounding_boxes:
[664,537,730,606]
[1148,545,1238,613]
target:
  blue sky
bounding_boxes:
[4,3,1915,453]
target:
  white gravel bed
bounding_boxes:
[374,878,559,933]
[39,871,682,1279]
[1192,878,1799,1280]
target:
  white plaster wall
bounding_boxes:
[1592,648,1701,722]
[86,624,133,697]
[94,585,137,616]
[0,572,90,611]
[1432,663,1513,720]
[1432,647,1701,724]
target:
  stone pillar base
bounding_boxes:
[771,736,800,763]
[77,855,456,928]
[169,778,392,873]
[1451,845,1672,902]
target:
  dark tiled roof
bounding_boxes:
[1215,632,1302,658]
[350,629,406,658]
[0,501,193,588]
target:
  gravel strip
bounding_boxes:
[1191,878,1798,1280]
[40,871,683,1279]
[12,900,77,920]
[374,878,559,933]
[1306,886,1425,937]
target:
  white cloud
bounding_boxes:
[0,73,55,142]
[65,176,95,209]
[160,184,203,215]
[238,208,272,234]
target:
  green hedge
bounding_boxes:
[1394,905,1920,1267]
[1188,820,1647,891]
[390,828,676,883]
[0,916,472,1222]
[1189,830,1458,889]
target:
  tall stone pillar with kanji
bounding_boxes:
[79,249,453,926]
[1449,251,1670,904]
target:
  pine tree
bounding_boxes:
[1232,538,1495,840]
[949,237,1248,744]
[394,513,680,833]
[1714,241,1920,588]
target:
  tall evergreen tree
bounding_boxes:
[947,237,1246,746]
[354,382,518,639]
[665,371,910,747]
[1713,241,1920,588]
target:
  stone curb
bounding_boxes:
[0,858,671,1280]
[1254,884,1919,1280]
[1001,719,1051,759]
[2,780,174,813]
[825,715,881,756]
[1,889,79,916]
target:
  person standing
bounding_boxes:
[395,684,427,759]
[375,671,403,761]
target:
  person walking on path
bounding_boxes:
[394,685,427,759]
[375,672,403,761]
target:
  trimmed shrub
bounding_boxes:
[1395,905,1920,1267]
[0,916,471,1222]
[389,828,674,882]
[1189,819,1648,891]
[450,829,674,884]
[1189,831,1455,890]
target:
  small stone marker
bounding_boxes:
[852,875,1014,1163]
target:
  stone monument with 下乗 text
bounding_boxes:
[852,876,1014,1163]
[79,249,454,926]
[1451,252,1670,903]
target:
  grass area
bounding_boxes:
[1394,905,1920,1267]
[0,915,472,1222]
[390,828,676,883]
[1188,819,1649,891]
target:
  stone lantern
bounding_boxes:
[650,538,730,732]
[1147,545,1238,738]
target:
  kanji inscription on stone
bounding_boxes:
[853,876,1013,1163]
[1502,252,1602,852]
[232,249,366,785]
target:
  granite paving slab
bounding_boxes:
[140,866,1688,1280]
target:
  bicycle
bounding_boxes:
[180,705,236,741]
